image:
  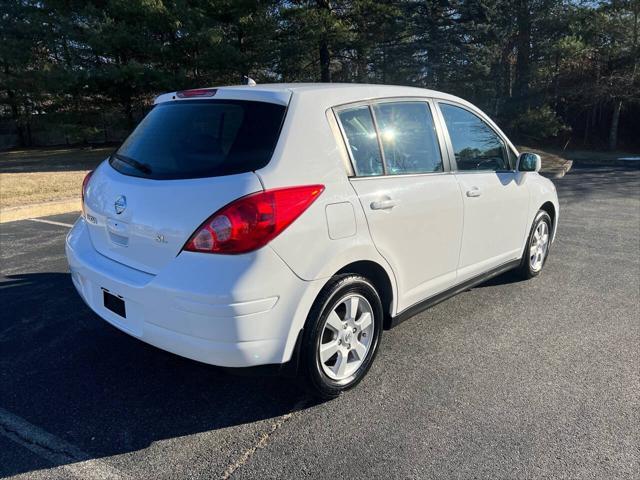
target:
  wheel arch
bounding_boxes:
[334,260,395,329]
[540,201,556,240]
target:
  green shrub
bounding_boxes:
[509,106,571,143]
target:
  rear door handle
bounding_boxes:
[370,197,397,210]
[466,187,482,198]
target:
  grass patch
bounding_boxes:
[0,146,111,209]
[0,171,89,209]
[0,146,112,173]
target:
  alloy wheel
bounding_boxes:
[529,221,550,272]
[318,294,375,381]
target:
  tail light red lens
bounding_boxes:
[81,170,93,216]
[183,185,325,254]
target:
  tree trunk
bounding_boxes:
[25,117,32,147]
[424,5,443,88]
[608,100,622,151]
[319,40,331,82]
[238,29,249,83]
[9,96,25,148]
[583,105,592,145]
[4,61,25,147]
[381,41,387,84]
[514,0,531,104]
[102,112,108,143]
[124,98,134,130]
[316,0,332,82]
[552,52,560,110]
[501,46,513,99]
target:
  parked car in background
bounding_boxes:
[66,83,559,398]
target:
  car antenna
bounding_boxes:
[243,76,257,86]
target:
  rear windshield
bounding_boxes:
[110,99,287,179]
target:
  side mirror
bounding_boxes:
[517,152,542,172]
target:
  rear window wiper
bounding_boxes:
[110,153,152,175]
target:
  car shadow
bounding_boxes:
[473,268,528,288]
[0,272,313,477]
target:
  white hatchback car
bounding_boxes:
[66,83,558,398]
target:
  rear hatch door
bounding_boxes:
[84,165,263,274]
[83,97,287,274]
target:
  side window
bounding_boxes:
[439,103,510,172]
[507,148,518,169]
[337,106,384,176]
[372,102,443,174]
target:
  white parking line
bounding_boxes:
[0,407,128,479]
[27,218,74,228]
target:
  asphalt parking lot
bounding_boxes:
[1,164,638,479]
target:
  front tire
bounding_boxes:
[518,210,552,279]
[300,274,383,399]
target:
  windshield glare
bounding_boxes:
[111,99,287,179]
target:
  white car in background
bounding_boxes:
[66,83,559,398]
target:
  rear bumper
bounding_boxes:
[66,218,320,367]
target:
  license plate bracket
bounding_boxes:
[103,290,126,318]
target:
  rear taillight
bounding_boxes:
[81,170,93,216]
[183,185,324,254]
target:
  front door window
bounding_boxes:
[439,103,510,172]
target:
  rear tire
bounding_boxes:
[517,210,552,279]
[300,274,383,399]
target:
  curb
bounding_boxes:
[0,198,80,223]
[541,159,573,178]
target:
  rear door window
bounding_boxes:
[372,102,443,174]
[111,100,287,179]
[336,106,385,176]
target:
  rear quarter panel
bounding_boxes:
[257,91,399,314]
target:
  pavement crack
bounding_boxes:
[220,398,307,479]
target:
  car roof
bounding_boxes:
[153,83,471,109]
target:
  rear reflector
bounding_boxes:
[176,88,217,98]
[183,185,324,254]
